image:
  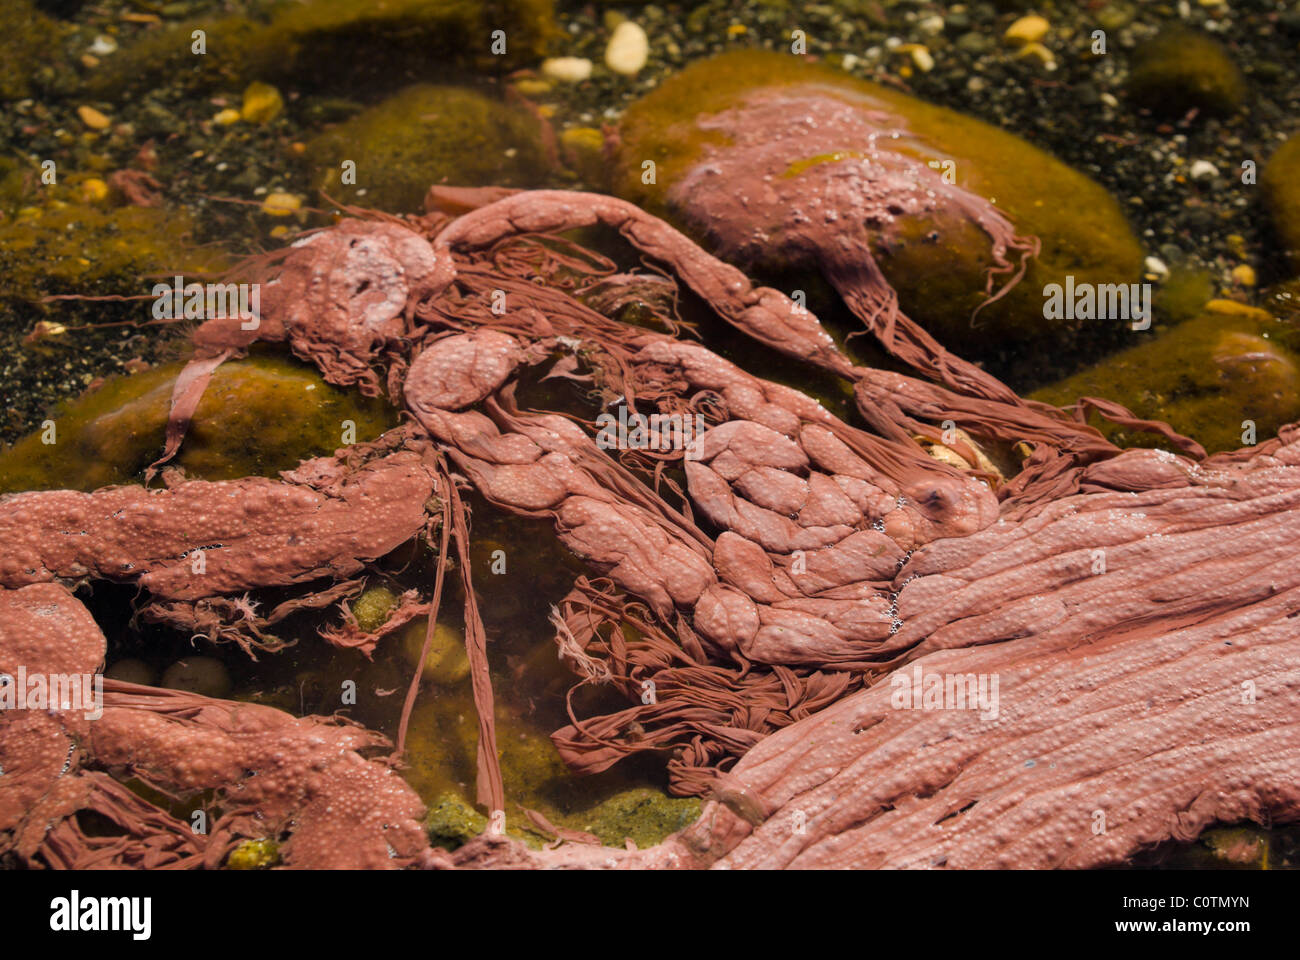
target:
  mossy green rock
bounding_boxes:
[1127,27,1246,116]
[309,85,550,212]
[0,353,396,493]
[88,0,557,99]
[1262,135,1300,276]
[426,793,488,851]
[613,51,1143,352]
[0,1,60,100]
[1031,302,1300,454]
[577,787,701,849]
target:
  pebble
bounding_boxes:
[241,82,284,125]
[606,21,649,76]
[260,192,301,216]
[1231,264,1257,287]
[76,105,111,130]
[899,44,935,72]
[214,108,241,126]
[1016,42,1056,68]
[79,178,109,203]
[542,57,593,83]
[1144,256,1170,279]
[1189,160,1219,180]
[1005,15,1050,45]
[88,35,118,56]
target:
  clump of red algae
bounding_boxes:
[2,186,1296,871]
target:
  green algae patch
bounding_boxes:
[0,182,228,303]
[426,794,489,852]
[1153,265,1216,326]
[87,0,557,100]
[1031,302,1300,454]
[0,1,60,100]
[0,353,397,493]
[1127,27,1246,117]
[308,85,551,212]
[226,838,282,870]
[352,585,399,634]
[402,690,699,852]
[576,787,701,849]
[1262,135,1300,276]
[612,50,1143,353]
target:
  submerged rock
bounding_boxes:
[87,0,557,98]
[0,1,60,99]
[1126,27,1246,116]
[0,353,396,493]
[308,85,551,212]
[1032,301,1300,453]
[613,50,1143,354]
[161,655,232,699]
[1263,135,1300,275]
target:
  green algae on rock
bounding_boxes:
[308,85,551,212]
[611,50,1143,354]
[352,584,400,634]
[0,187,228,303]
[86,0,557,100]
[225,838,282,870]
[0,1,60,100]
[1031,301,1300,454]
[1126,27,1246,117]
[576,787,700,849]
[1262,135,1300,275]
[0,353,396,493]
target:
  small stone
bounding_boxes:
[606,21,649,76]
[896,43,934,72]
[77,105,111,130]
[918,15,945,35]
[213,108,241,126]
[542,57,593,83]
[1231,264,1257,287]
[241,82,284,125]
[1005,15,1050,46]
[513,78,552,97]
[88,35,118,56]
[1189,160,1218,180]
[906,44,934,72]
[1144,256,1170,279]
[260,191,301,216]
[956,31,993,55]
[1015,43,1056,68]
[79,178,109,204]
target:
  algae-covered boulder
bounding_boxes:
[1126,27,1246,116]
[1031,301,1300,454]
[0,1,60,100]
[308,85,550,212]
[0,353,396,493]
[613,51,1143,353]
[1262,135,1300,275]
[87,0,557,99]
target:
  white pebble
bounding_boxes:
[1144,256,1170,279]
[541,57,593,83]
[1189,160,1219,180]
[89,35,117,56]
[605,21,649,76]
